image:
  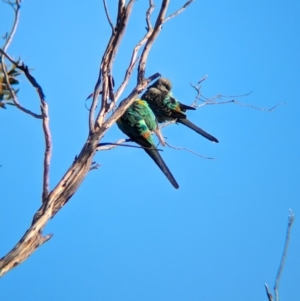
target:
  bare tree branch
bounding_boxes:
[97,140,164,152]
[113,1,156,105]
[0,0,196,277]
[41,101,51,201]
[190,76,284,112]
[2,0,22,52]
[137,0,170,83]
[96,1,136,128]
[264,210,295,301]
[165,142,216,160]
[163,0,194,23]
[0,50,52,201]
[96,139,127,151]
[146,0,155,30]
[88,0,134,131]
[274,209,295,301]
[103,0,114,32]
[190,75,208,107]
[264,284,274,301]
[0,61,42,117]
[0,1,41,118]
[202,98,285,112]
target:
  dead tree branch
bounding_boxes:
[190,76,284,112]
[0,61,42,117]
[2,0,22,52]
[165,142,216,160]
[274,209,295,301]
[0,50,52,201]
[163,0,194,23]
[264,210,295,301]
[103,0,114,32]
[264,284,274,301]
[0,0,41,117]
[0,0,195,277]
[113,1,156,105]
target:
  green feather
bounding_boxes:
[117,100,179,189]
[142,78,219,143]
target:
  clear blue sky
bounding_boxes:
[1,1,300,300]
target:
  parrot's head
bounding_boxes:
[149,77,172,92]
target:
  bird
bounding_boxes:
[116,99,179,189]
[141,78,219,143]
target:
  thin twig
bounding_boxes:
[163,0,194,23]
[113,1,156,104]
[273,209,295,301]
[189,75,208,106]
[165,142,216,160]
[89,162,101,171]
[0,1,38,117]
[41,100,52,201]
[113,55,140,103]
[0,49,52,201]
[202,98,285,112]
[15,62,51,200]
[264,284,274,301]
[146,0,155,30]
[2,0,22,52]
[189,78,284,112]
[159,119,177,129]
[264,210,295,301]
[103,0,114,32]
[96,139,126,151]
[95,0,135,129]
[0,62,42,117]
[137,0,170,83]
[96,140,163,152]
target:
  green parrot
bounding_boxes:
[116,99,179,189]
[141,78,219,143]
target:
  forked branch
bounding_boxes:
[0,0,195,277]
[190,76,284,112]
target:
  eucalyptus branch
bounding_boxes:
[190,75,208,107]
[146,0,155,30]
[274,210,295,301]
[103,0,114,32]
[0,60,42,117]
[202,98,285,112]
[0,0,35,116]
[2,0,22,52]
[264,284,273,301]
[0,0,194,277]
[163,0,194,23]
[96,139,127,151]
[137,0,169,83]
[159,119,177,129]
[96,139,163,152]
[90,0,134,131]
[190,77,284,112]
[165,142,216,160]
[96,0,135,128]
[113,1,156,104]
[0,50,52,200]
[264,210,295,301]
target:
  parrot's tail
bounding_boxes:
[178,118,219,143]
[144,148,179,189]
